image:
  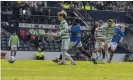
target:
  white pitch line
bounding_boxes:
[1,75,133,79]
[2,68,133,77]
[2,76,73,78]
[1,77,102,79]
[2,68,46,72]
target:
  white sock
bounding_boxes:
[105,50,110,61]
[92,53,97,59]
[97,52,102,61]
[61,53,66,63]
[64,52,74,62]
[96,52,100,58]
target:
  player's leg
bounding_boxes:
[95,41,104,63]
[97,42,103,60]
[62,49,76,65]
[91,42,100,64]
[10,50,13,56]
[104,42,110,62]
[52,41,75,63]
[108,42,117,63]
[14,45,17,57]
[78,47,91,59]
[98,42,106,63]
[10,45,14,56]
[59,54,62,60]
[77,41,91,59]
[64,39,75,64]
[102,49,105,60]
[59,50,66,64]
[55,41,75,62]
[59,40,66,64]
[58,39,75,65]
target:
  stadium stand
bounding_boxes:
[1,1,133,60]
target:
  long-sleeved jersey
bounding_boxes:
[94,26,106,42]
[112,27,124,43]
[59,19,70,39]
[8,35,19,47]
[102,24,116,42]
[70,24,81,42]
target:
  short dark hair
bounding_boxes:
[113,19,117,23]
[98,20,103,24]
[107,19,113,22]
[72,18,80,26]
[73,18,80,23]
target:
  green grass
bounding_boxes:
[1,59,133,80]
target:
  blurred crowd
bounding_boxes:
[1,1,49,16]
[58,1,91,10]
[59,1,133,11]
[1,1,132,25]
[1,1,132,15]
[22,27,60,47]
[90,1,133,11]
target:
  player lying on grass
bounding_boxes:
[52,10,76,65]
[52,18,97,64]
[92,20,106,64]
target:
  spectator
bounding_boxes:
[38,27,45,42]
[44,1,47,7]
[47,29,53,41]
[85,3,91,10]
[70,1,74,8]
[77,1,82,9]
[35,48,44,60]
[28,27,38,45]
[29,27,38,35]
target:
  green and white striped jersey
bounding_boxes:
[59,19,70,39]
[102,24,116,42]
[95,26,106,41]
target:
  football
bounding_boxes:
[8,56,15,63]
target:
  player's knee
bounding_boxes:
[78,47,85,52]
[65,53,70,57]
[62,49,67,52]
[62,51,70,57]
[62,49,68,54]
[111,47,117,52]
[111,49,115,53]
[108,47,111,51]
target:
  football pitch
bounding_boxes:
[1,59,133,80]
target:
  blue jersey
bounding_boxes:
[112,27,124,43]
[70,24,81,42]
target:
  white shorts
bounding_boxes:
[61,39,70,51]
[95,41,104,50]
[69,41,82,49]
[11,45,17,50]
[108,42,118,51]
